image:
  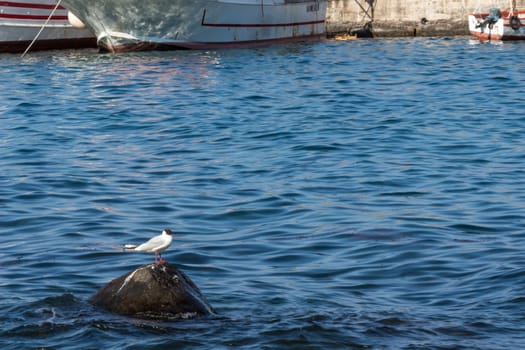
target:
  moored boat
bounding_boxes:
[0,0,96,53]
[468,1,525,41]
[59,0,327,53]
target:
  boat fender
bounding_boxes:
[510,16,521,31]
[68,11,86,29]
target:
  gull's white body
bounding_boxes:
[126,229,173,264]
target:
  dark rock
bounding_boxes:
[90,262,214,319]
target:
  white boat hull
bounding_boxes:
[0,0,95,53]
[60,0,327,52]
[469,9,525,41]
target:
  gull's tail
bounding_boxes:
[123,244,138,251]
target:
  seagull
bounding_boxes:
[124,229,174,265]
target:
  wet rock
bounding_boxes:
[90,263,214,319]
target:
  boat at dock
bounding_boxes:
[468,1,525,41]
[0,0,96,53]
[59,0,327,53]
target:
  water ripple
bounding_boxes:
[1,39,525,349]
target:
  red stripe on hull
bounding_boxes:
[469,31,525,41]
[0,1,65,10]
[0,13,68,20]
[470,30,525,41]
[200,10,325,28]
[0,37,96,53]
[470,32,504,41]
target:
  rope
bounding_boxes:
[511,0,516,15]
[21,0,63,58]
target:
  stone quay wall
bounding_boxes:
[326,0,525,37]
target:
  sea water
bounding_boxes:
[1,38,525,349]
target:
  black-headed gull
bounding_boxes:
[124,229,174,265]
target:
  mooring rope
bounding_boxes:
[21,0,63,58]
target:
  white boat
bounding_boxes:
[468,1,525,41]
[59,0,327,52]
[0,0,95,53]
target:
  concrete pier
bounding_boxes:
[326,0,525,37]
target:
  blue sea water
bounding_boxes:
[1,37,525,349]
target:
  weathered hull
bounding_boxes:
[60,0,327,52]
[0,0,95,53]
[469,9,525,41]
